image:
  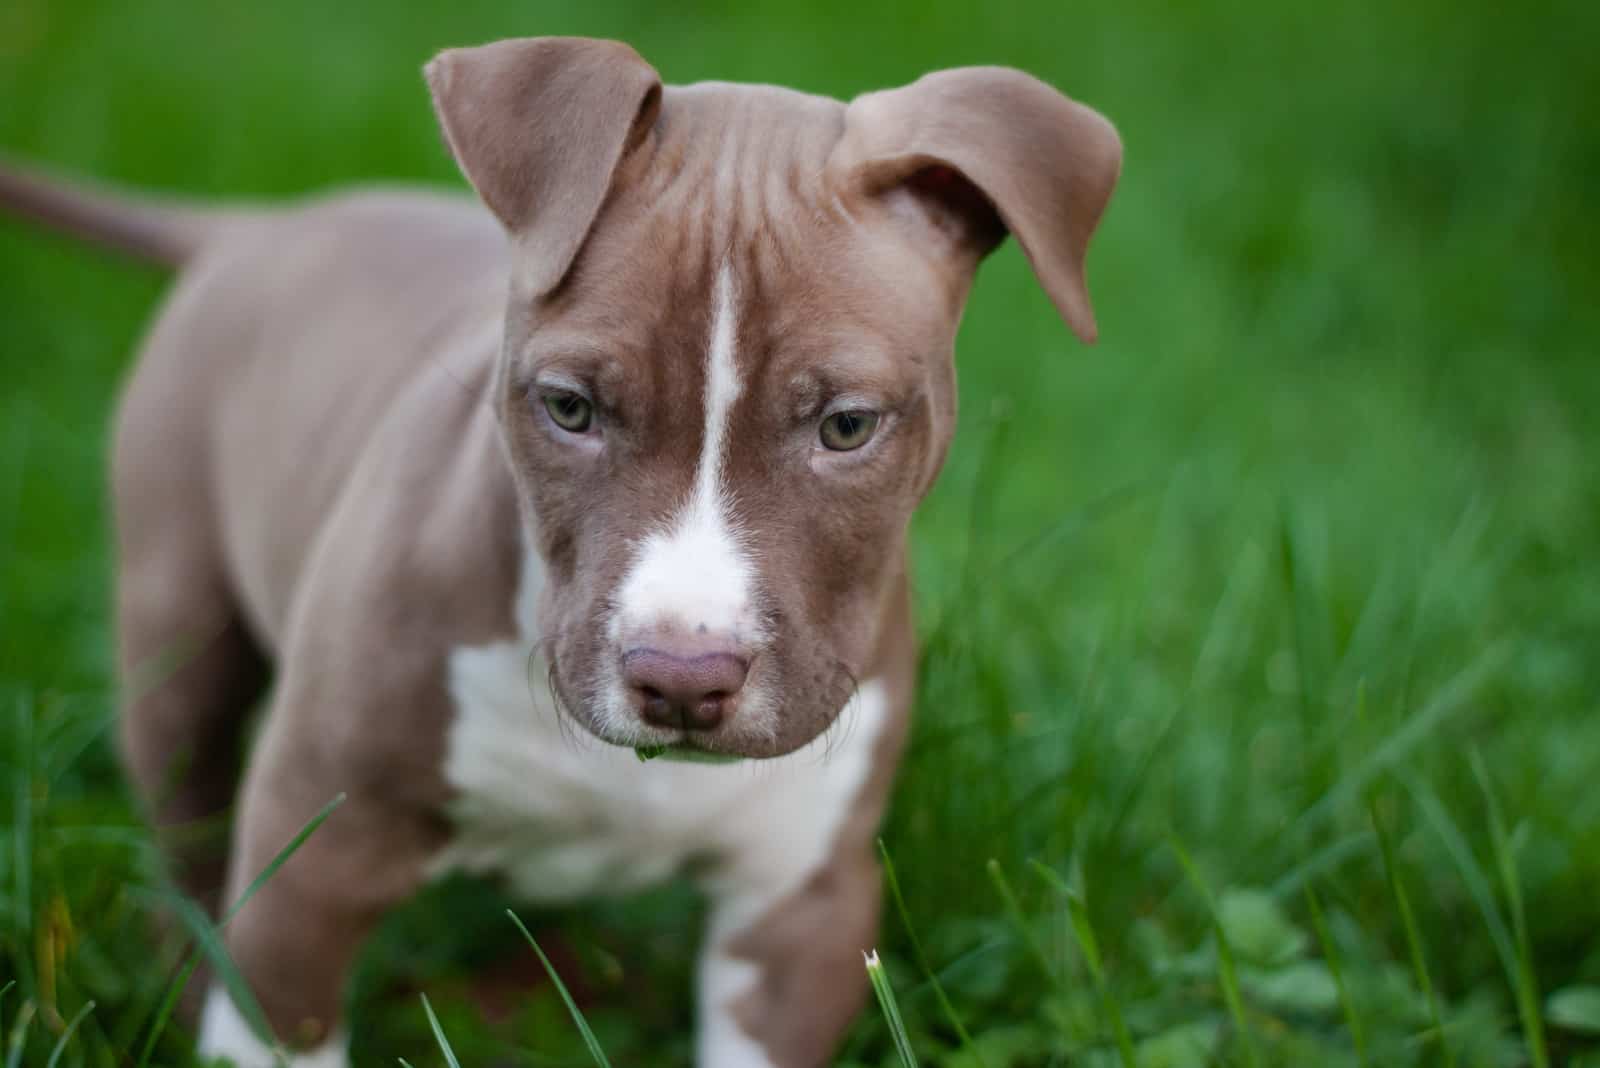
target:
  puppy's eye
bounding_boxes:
[542,391,594,433]
[819,410,880,451]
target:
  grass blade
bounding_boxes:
[1269,831,1376,900]
[221,793,348,924]
[418,993,461,1068]
[507,909,612,1068]
[1291,644,1507,840]
[1370,801,1454,1068]
[134,792,346,1068]
[1030,861,1136,1068]
[9,698,36,998]
[879,840,985,1066]
[1398,772,1518,992]
[4,1001,34,1068]
[44,999,95,1068]
[986,859,1060,987]
[865,950,920,1068]
[1277,507,1320,801]
[143,888,279,1055]
[1304,884,1368,1067]
[1168,833,1261,1068]
[132,955,203,1068]
[1470,749,1548,1068]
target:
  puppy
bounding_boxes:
[0,35,1119,1067]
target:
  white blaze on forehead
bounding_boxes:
[613,265,757,643]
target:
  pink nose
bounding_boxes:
[622,647,750,731]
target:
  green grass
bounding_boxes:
[2,0,1599,1064]
[508,910,614,1068]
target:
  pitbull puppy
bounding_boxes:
[0,36,1119,1067]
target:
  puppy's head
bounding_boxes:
[427,37,1120,758]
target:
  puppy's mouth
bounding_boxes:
[633,742,745,765]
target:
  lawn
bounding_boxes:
[2,0,1598,1065]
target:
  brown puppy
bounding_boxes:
[0,36,1119,1067]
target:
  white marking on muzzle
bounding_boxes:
[612,266,758,648]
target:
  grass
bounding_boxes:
[508,910,614,1068]
[1305,881,1368,1067]
[2,0,1599,1064]
[1035,859,1137,1068]
[866,952,920,1068]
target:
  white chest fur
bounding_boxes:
[430,550,888,916]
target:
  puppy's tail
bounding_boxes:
[0,159,228,268]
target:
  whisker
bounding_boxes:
[817,660,862,765]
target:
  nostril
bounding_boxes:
[622,646,750,731]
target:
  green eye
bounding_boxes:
[543,390,594,433]
[819,409,880,451]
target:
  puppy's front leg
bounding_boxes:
[697,845,882,1068]
[196,706,444,1068]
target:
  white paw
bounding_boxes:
[196,987,347,1068]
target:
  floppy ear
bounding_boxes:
[425,37,662,296]
[828,67,1121,343]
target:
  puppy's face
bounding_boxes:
[426,39,1120,758]
[496,87,965,757]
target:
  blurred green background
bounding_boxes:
[2,1,1598,1065]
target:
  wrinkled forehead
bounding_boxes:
[518,81,960,376]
